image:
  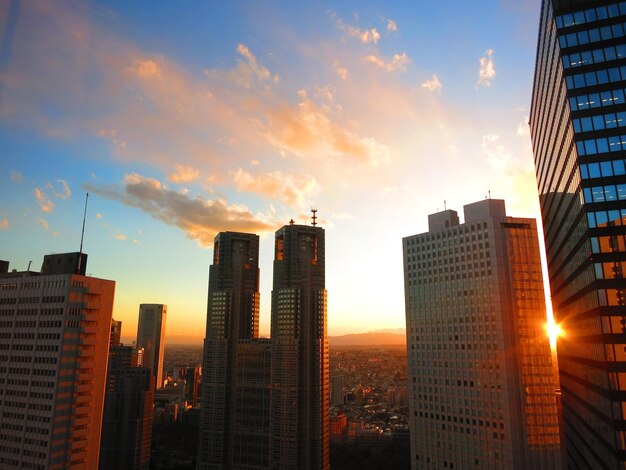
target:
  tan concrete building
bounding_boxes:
[403,199,561,469]
[0,252,114,469]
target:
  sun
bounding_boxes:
[546,319,563,347]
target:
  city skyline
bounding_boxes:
[0,1,546,339]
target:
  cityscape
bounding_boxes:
[2,1,626,469]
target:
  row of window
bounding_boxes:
[576,134,626,156]
[569,88,626,111]
[556,3,626,29]
[595,261,626,279]
[591,235,626,253]
[581,159,626,179]
[587,209,626,228]
[565,65,626,90]
[574,111,626,133]
[558,22,626,49]
[563,43,626,69]
[583,184,626,203]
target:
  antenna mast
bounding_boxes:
[311,209,317,227]
[77,193,89,274]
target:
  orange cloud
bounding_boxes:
[233,168,319,207]
[34,188,55,212]
[362,53,409,72]
[168,164,199,183]
[263,94,391,166]
[0,219,8,230]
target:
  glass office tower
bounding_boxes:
[530,1,626,467]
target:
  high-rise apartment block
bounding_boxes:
[136,303,166,389]
[198,220,329,470]
[530,1,626,467]
[403,200,561,469]
[0,253,115,469]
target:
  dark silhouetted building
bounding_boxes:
[136,303,166,389]
[99,344,154,470]
[198,221,329,470]
[198,232,267,469]
[530,1,626,468]
[269,223,329,470]
[0,252,114,469]
[111,318,122,348]
[403,200,561,469]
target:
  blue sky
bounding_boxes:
[0,0,546,340]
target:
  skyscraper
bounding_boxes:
[270,222,329,470]
[198,231,266,469]
[403,199,561,469]
[99,345,153,470]
[136,303,166,389]
[530,2,626,467]
[198,220,329,470]
[0,252,115,469]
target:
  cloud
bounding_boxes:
[168,164,199,183]
[233,168,319,207]
[516,117,530,136]
[52,179,71,199]
[333,60,348,80]
[362,53,409,72]
[482,134,511,170]
[331,14,381,44]
[224,43,278,89]
[84,173,275,246]
[37,218,49,230]
[10,171,23,183]
[34,188,55,212]
[115,233,127,240]
[0,219,8,230]
[422,74,442,92]
[387,20,398,32]
[263,93,391,166]
[478,49,496,87]
[134,59,162,78]
[347,26,380,44]
[96,213,103,219]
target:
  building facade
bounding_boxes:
[0,253,115,469]
[530,1,626,467]
[136,303,166,390]
[198,231,266,470]
[198,222,329,470]
[269,223,329,470]
[99,345,153,470]
[403,200,561,469]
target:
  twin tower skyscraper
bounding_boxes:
[197,220,329,470]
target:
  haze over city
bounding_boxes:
[0,0,543,340]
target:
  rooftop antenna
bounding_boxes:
[289,218,295,226]
[444,200,446,211]
[311,209,317,227]
[488,190,491,199]
[77,193,89,274]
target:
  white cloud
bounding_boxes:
[422,74,442,92]
[517,117,530,136]
[478,49,496,87]
[482,134,510,170]
[387,19,398,32]
[362,53,409,72]
[53,179,71,199]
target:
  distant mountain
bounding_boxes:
[329,331,406,347]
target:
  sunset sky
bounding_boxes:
[0,0,545,341]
